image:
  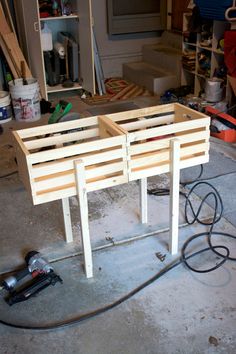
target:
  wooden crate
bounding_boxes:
[106,103,210,181]
[13,115,128,205]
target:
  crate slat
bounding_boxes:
[24,128,99,150]
[129,154,209,180]
[129,130,209,155]
[28,135,126,164]
[127,118,210,142]
[17,116,98,139]
[34,161,126,192]
[86,175,128,192]
[31,148,126,178]
[129,142,209,169]
[120,114,174,131]
[34,186,76,205]
[106,103,176,122]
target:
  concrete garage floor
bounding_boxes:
[0,94,236,354]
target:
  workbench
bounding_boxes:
[13,103,210,278]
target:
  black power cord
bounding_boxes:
[148,164,204,197]
[0,179,235,330]
[181,181,236,273]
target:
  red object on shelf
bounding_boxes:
[224,31,236,78]
[206,106,236,143]
[39,12,51,18]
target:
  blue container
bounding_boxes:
[0,91,12,123]
[195,0,232,20]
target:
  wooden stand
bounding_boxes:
[13,103,210,278]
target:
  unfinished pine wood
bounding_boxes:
[12,131,33,195]
[106,103,175,122]
[28,135,126,165]
[14,103,210,206]
[127,118,209,142]
[140,178,148,224]
[0,2,32,78]
[62,197,73,243]
[129,131,209,155]
[129,142,209,170]
[13,103,210,278]
[0,34,19,78]
[98,115,127,138]
[24,128,99,150]
[120,114,174,131]
[2,32,32,78]
[169,139,180,255]
[0,1,10,34]
[31,148,126,179]
[2,0,16,36]
[74,159,93,278]
[20,115,127,204]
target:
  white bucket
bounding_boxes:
[0,91,12,123]
[205,78,224,103]
[9,78,41,122]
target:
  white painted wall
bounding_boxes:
[91,0,162,78]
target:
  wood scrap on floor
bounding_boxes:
[0,0,32,79]
[83,77,152,105]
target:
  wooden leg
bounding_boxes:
[74,159,93,278]
[139,178,148,224]
[169,139,180,255]
[62,197,73,243]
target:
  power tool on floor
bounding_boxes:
[0,251,62,306]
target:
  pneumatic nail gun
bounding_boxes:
[0,251,62,305]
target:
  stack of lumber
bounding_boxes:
[83,78,152,105]
[0,0,31,79]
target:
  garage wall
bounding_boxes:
[91,0,162,78]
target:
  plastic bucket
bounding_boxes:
[205,78,224,103]
[9,78,41,122]
[0,91,12,123]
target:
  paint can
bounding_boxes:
[9,78,41,122]
[0,91,12,123]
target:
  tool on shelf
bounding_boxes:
[0,251,62,305]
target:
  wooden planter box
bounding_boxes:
[13,115,128,205]
[107,103,210,181]
[13,103,210,278]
